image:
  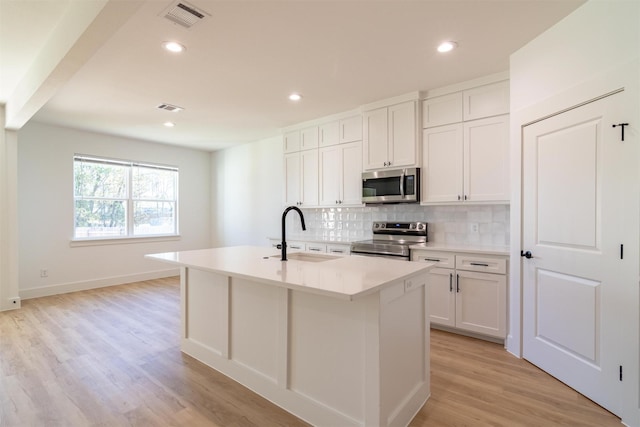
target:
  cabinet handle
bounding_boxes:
[309,248,321,252]
[424,258,440,262]
[342,124,345,139]
[470,262,489,267]
[458,195,461,201]
[449,273,453,292]
[464,195,467,201]
[456,274,460,293]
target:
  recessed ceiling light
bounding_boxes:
[289,93,302,101]
[437,41,457,53]
[164,122,175,127]
[162,41,186,53]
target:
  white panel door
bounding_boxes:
[522,91,637,417]
[422,124,463,203]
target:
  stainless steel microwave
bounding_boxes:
[362,168,420,204]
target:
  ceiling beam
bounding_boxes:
[5,0,144,130]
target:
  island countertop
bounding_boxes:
[146,245,433,301]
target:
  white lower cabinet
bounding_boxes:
[412,250,507,340]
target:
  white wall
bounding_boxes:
[17,122,212,298]
[508,0,639,423]
[210,135,283,247]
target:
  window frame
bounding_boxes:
[72,154,179,243]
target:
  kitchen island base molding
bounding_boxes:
[181,267,430,427]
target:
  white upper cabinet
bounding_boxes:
[422,124,464,203]
[339,115,362,143]
[463,115,509,202]
[319,141,363,206]
[284,149,318,207]
[300,126,319,150]
[422,92,463,128]
[363,100,418,171]
[283,130,301,153]
[319,121,339,147]
[462,80,509,121]
[422,115,509,203]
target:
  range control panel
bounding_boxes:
[372,221,427,236]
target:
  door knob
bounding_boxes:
[520,250,533,259]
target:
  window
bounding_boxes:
[74,155,178,239]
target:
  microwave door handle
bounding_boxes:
[400,170,405,198]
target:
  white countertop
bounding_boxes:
[410,242,510,256]
[147,246,433,301]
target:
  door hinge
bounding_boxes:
[620,244,624,260]
[619,365,623,381]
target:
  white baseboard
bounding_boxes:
[19,269,179,300]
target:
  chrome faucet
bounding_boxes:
[280,206,306,261]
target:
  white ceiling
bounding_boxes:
[1,0,584,152]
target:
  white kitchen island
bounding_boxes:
[146,246,433,427]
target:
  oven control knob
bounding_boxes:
[410,224,416,229]
[418,224,424,230]
[374,223,379,229]
[380,224,385,228]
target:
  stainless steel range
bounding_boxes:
[350,221,427,260]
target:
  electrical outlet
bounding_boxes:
[470,223,479,233]
[40,269,48,278]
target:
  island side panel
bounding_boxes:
[379,272,430,426]
[183,268,229,358]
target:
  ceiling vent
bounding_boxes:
[161,1,208,29]
[157,103,184,112]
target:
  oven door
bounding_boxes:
[362,168,420,204]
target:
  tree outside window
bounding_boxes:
[74,155,178,239]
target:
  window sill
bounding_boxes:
[69,235,181,247]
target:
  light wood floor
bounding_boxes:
[0,277,620,427]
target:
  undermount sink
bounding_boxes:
[269,253,339,263]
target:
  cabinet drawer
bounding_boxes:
[456,255,506,274]
[288,241,306,251]
[327,244,350,255]
[411,251,455,268]
[306,243,327,253]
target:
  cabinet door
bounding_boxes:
[363,108,389,170]
[463,115,509,202]
[340,141,363,206]
[284,152,301,205]
[427,267,456,327]
[463,80,509,121]
[300,149,318,207]
[422,124,463,203]
[319,145,341,206]
[422,92,463,128]
[319,121,339,147]
[455,270,506,338]
[284,131,301,153]
[339,115,362,143]
[301,126,319,150]
[388,101,417,167]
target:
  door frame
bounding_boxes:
[509,59,639,422]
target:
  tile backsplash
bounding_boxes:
[286,204,509,246]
